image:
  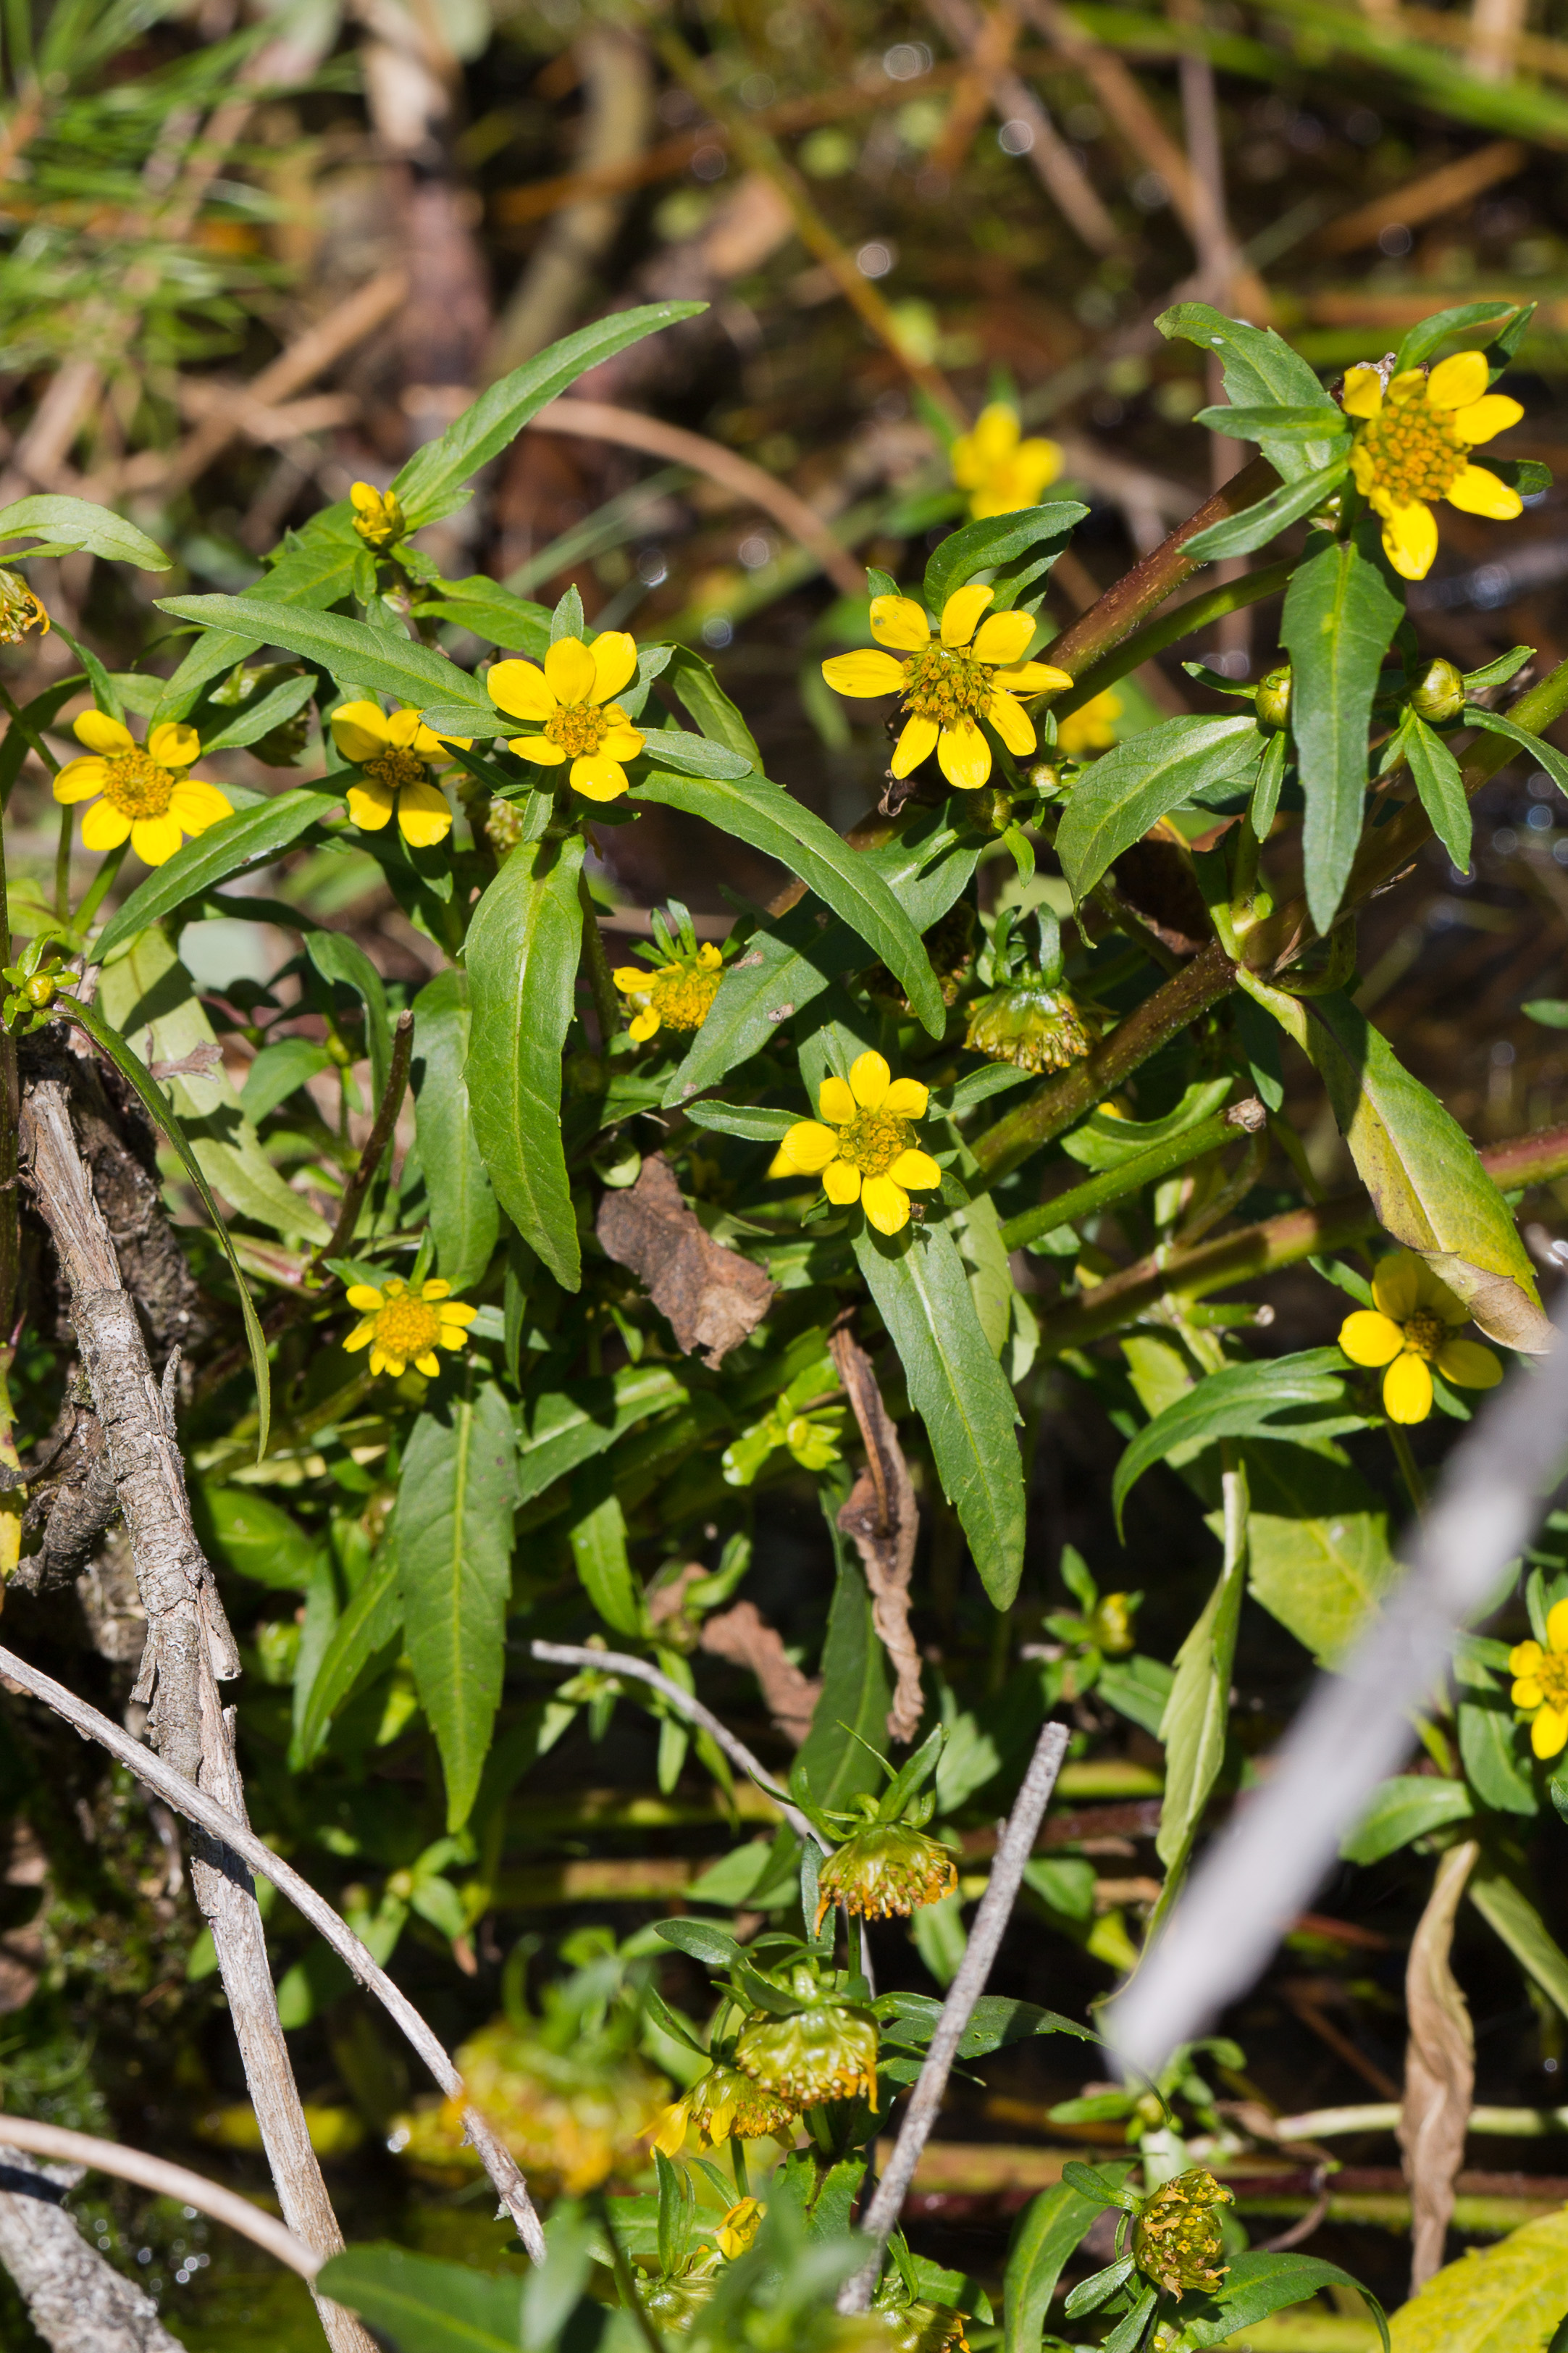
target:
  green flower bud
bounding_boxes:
[486,797,529,856]
[1133,2168,1233,2299]
[1028,760,1064,798]
[1409,657,1466,726]
[967,785,1015,836]
[1088,1591,1136,1655]
[814,1823,958,1930]
[964,982,1097,1074]
[734,2001,879,2107]
[642,2278,716,2331]
[1254,666,1291,733]
[24,974,54,1008]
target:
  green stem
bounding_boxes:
[1388,1424,1427,1519]
[731,2139,750,2200]
[53,803,71,921]
[0,677,58,803]
[1054,557,1296,718]
[73,842,127,935]
[999,1106,1255,1253]
[578,870,622,1048]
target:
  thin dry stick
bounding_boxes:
[532,398,863,597]
[0,1639,548,2264]
[528,1638,826,1847]
[838,1718,1072,2312]
[1109,1295,1568,2082]
[0,2119,319,2279]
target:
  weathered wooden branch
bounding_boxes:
[0,2140,182,2353]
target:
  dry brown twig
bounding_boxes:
[829,1326,925,1744]
[0,2139,183,2353]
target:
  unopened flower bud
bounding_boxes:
[1409,656,1465,726]
[1028,761,1064,799]
[965,982,1096,1074]
[1089,1591,1136,1655]
[350,481,406,550]
[814,1823,958,1929]
[324,1032,354,1068]
[0,567,49,646]
[1254,666,1292,733]
[734,2001,878,2107]
[1133,2168,1233,2299]
[24,974,55,1008]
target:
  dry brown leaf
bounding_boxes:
[829,1326,924,1744]
[595,1155,775,1368]
[1399,1838,1479,2292]
[700,1601,822,1746]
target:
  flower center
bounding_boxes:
[366,748,427,793]
[1359,385,1467,504]
[650,960,722,1032]
[837,1108,913,1176]
[546,701,610,758]
[103,750,175,819]
[901,643,992,727]
[375,1298,442,1358]
[1403,1310,1446,1361]
[1535,1652,1568,1708]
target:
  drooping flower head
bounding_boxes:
[813,1823,957,1930]
[650,2060,797,2157]
[1133,2168,1233,2299]
[613,902,724,1042]
[1337,1250,1501,1425]
[714,2197,764,2260]
[767,1051,941,1237]
[330,703,464,848]
[53,711,231,866]
[965,906,1097,1075]
[1055,687,1121,760]
[0,566,49,645]
[1344,349,1523,582]
[487,633,645,801]
[349,480,406,550]
[950,401,1062,519]
[1510,1599,1568,1760]
[343,1276,477,1379]
[733,1999,879,2107]
[821,586,1069,790]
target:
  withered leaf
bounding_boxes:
[596,1153,774,1368]
[830,1324,924,1744]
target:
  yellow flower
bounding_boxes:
[1055,689,1121,760]
[53,711,231,866]
[342,1276,477,1378]
[614,941,723,1042]
[767,1050,942,1237]
[821,585,1070,791]
[1337,1250,1501,1425]
[1344,348,1524,582]
[349,480,406,549]
[649,2061,796,2157]
[0,566,48,645]
[950,401,1062,519]
[715,2197,763,2259]
[1509,1599,1568,1760]
[486,633,645,802]
[331,703,466,848]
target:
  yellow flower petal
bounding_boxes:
[861,1176,910,1234]
[381,1355,407,1379]
[994,661,1073,695]
[512,735,566,765]
[1435,1338,1501,1390]
[629,1007,660,1041]
[438,1302,477,1325]
[869,594,931,651]
[821,649,908,698]
[955,404,1020,481]
[1512,1679,1545,1710]
[570,756,630,801]
[1451,393,1524,446]
[613,965,651,993]
[343,1324,375,1352]
[937,717,991,788]
[823,1158,863,1205]
[437,1324,467,1349]
[147,722,199,768]
[940,583,994,647]
[1339,1310,1404,1368]
[590,630,639,703]
[1510,1640,1545,1677]
[1380,500,1439,582]
[346,777,396,830]
[782,1119,839,1173]
[1370,1253,1422,1322]
[1427,349,1490,411]
[1341,367,1385,419]
[697,944,722,969]
[849,1050,892,1110]
[1446,464,1522,521]
[413,1351,438,1377]
[169,779,232,833]
[130,815,184,865]
[384,709,423,751]
[345,1285,385,1311]
[971,610,1036,667]
[81,800,133,850]
[487,659,556,723]
[1532,1705,1568,1760]
[599,724,645,761]
[330,701,391,762]
[887,1147,941,1190]
[419,1280,451,1300]
[986,687,1036,757]
[368,1347,387,1374]
[1548,1597,1568,1654]
[545,636,596,706]
[884,1077,928,1118]
[53,756,109,803]
[818,1077,856,1126]
[651,2102,689,2159]
[73,709,134,756]
[1383,1353,1433,1425]
[889,714,939,778]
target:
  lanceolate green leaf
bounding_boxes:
[398,1376,519,1830]
[1156,1467,1247,1873]
[1393,298,1524,377]
[852,1217,1025,1608]
[1462,703,1568,799]
[1467,1863,1568,2020]
[0,493,169,569]
[922,501,1088,612]
[661,644,763,773]
[1181,459,1349,563]
[567,1458,644,1637]
[1341,1774,1475,1865]
[63,998,273,1456]
[390,301,706,527]
[155,594,498,732]
[797,1539,892,1807]
[296,1552,403,1765]
[1112,1350,1354,1530]
[411,971,498,1291]
[1282,520,1404,933]
[1244,1447,1396,1666]
[199,668,318,755]
[1404,714,1472,872]
[1055,716,1261,902]
[636,769,947,1036]
[306,929,392,1106]
[94,789,340,961]
[316,2246,526,2353]
[1193,404,1349,443]
[465,832,585,1290]
[151,510,364,724]
[1182,2253,1389,2352]
[1159,304,1342,481]
[1005,2176,1129,2353]
[518,1365,689,1506]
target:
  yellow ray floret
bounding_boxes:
[766,1049,942,1235]
[613,942,724,1042]
[820,585,1070,790]
[53,710,232,867]
[1337,1248,1501,1425]
[331,701,468,848]
[950,401,1062,519]
[487,632,645,801]
[342,1276,478,1379]
[1509,1597,1568,1760]
[1343,348,1524,582]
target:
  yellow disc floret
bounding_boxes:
[767,1050,942,1236]
[1344,348,1524,582]
[614,943,724,1042]
[1509,1597,1568,1760]
[343,1276,478,1379]
[1336,1248,1501,1425]
[53,711,231,866]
